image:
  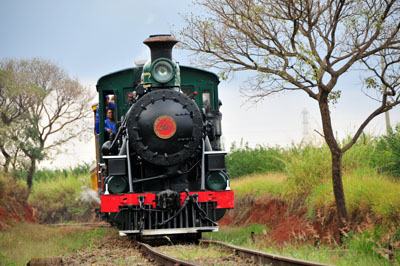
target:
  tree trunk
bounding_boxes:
[318,95,349,231]
[331,150,349,230]
[0,145,11,173]
[27,157,36,191]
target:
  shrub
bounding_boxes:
[373,124,400,178]
[226,141,285,178]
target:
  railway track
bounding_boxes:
[27,224,331,265]
[136,238,332,266]
[49,222,111,227]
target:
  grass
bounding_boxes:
[231,168,400,225]
[307,167,400,224]
[283,143,332,195]
[0,174,28,206]
[220,164,400,265]
[231,173,284,197]
[226,130,400,191]
[372,124,400,177]
[0,223,113,266]
[226,130,400,225]
[11,162,92,182]
[28,172,93,223]
[158,244,230,260]
[204,223,270,246]
[205,225,397,265]
[226,142,285,178]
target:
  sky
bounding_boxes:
[1,0,399,169]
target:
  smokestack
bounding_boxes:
[143,34,178,62]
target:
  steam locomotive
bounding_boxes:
[91,35,234,238]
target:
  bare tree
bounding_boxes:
[0,58,93,190]
[179,0,400,229]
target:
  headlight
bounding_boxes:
[151,59,175,83]
[206,171,228,191]
[106,176,128,194]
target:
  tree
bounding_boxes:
[0,58,93,190]
[179,0,400,230]
[0,69,41,173]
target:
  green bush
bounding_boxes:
[373,124,400,178]
[284,142,331,195]
[226,141,285,178]
[341,134,378,172]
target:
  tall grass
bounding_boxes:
[341,134,378,172]
[226,131,400,195]
[226,141,285,178]
[28,172,93,223]
[228,130,400,225]
[307,167,400,224]
[231,173,284,197]
[11,162,92,182]
[284,142,332,195]
[284,134,384,195]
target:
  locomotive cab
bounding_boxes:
[94,35,234,237]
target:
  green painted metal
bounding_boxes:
[142,58,181,87]
[95,65,220,162]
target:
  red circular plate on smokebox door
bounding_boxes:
[153,115,177,139]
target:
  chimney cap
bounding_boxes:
[143,34,178,45]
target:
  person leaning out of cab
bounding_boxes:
[104,109,116,137]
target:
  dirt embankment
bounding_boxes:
[0,200,36,230]
[219,195,340,244]
[0,180,36,230]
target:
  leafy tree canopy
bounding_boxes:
[0,58,93,190]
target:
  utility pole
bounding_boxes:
[385,110,391,135]
[302,108,310,142]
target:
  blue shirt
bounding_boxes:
[94,103,115,134]
[105,118,116,133]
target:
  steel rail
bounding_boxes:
[200,239,332,266]
[138,241,200,266]
[48,223,111,227]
